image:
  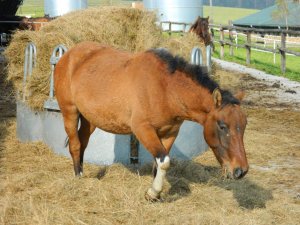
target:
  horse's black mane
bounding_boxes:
[148,48,240,106]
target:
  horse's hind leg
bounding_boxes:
[78,115,96,174]
[62,108,82,176]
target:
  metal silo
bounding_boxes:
[143,0,157,10]
[143,0,203,31]
[44,0,88,17]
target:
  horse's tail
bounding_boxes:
[64,136,69,147]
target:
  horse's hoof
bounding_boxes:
[145,188,161,202]
[75,171,83,178]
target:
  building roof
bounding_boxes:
[233,1,300,29]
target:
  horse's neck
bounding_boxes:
[167,72,214,125]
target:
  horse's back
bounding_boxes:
[64,42,134,103]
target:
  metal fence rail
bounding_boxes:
[44,44,67,111]
[22,42,36,101]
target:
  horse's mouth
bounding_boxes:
[222,166,234,179]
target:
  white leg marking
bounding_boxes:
[147,156,170,199]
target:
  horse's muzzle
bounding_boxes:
[233,167,248,179]
[223,166,248,180]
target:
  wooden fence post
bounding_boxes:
[280,32,286,74]
[209,19,215,52]
[246,31,251,65]
[183,23,187,33]
[220,27,224,59]
[169,22,172,36]
[228,21,234,56]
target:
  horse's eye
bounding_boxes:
[217,120,227,131]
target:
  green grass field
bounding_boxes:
[16,0,132,17]
[203,6,258,25]
[16,0,44,17]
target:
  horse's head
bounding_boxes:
[200,16,209,38]
[19,17,31,30]
[191,16,210,45]
[204,89,248,179]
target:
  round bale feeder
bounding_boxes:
[17,42,212,165]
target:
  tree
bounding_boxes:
[272,0,289,30]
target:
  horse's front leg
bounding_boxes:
[132,123,178,201]
[151,135,179,184]
[146,155,170,201]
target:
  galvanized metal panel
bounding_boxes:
[138,121,208,164]
[40,110,131,165]
[44,0,87,17]
[41,110,69,158]
[17,101,132,165]
[16,101,43,142]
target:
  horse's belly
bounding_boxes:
[93,117,132,134]
[79,105,132,135]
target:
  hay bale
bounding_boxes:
[5,7,204,110]
[162,32,204,61]
[5,31,39,92]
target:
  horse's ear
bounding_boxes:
[235,90,245,102]
[212,88,222,108]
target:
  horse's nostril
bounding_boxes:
[233,168,243,179]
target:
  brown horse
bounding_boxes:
[20,17,52,31]
[54,42,248,201]
[189,16,211,46]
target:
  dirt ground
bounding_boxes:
[0,60,299,224]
